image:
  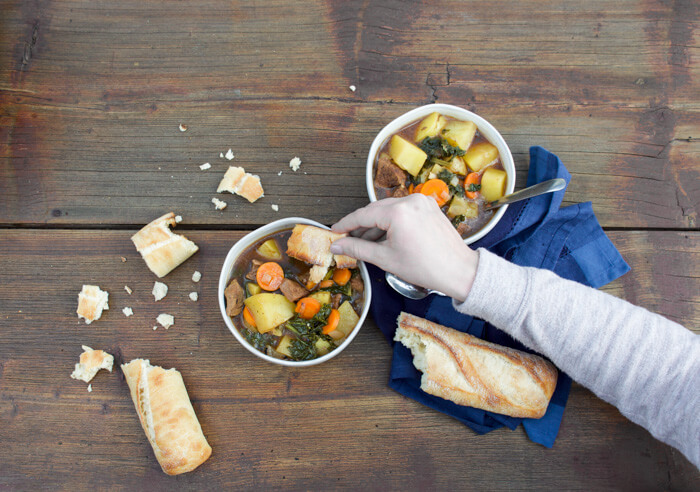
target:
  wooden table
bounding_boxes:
[1,0,698,489]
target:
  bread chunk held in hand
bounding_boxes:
[331,194,478,302]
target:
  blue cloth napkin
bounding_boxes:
[369,146,631,447]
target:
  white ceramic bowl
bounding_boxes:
[366,103,515,244]
[218,217,372,367]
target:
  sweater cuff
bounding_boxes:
[452,248,531,331]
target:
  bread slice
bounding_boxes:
[286,225,357,283]
[395,312,558,419]
[70,345,114,382]
[121,359,212,475]
[76,285,109,324]
[217,166,264,203]
[131,212,199,278]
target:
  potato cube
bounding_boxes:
[244,293,295,333]
[428,163,445,179]
[336,301,360,337]
[309,290,331,305]
[315,338,332,356]
[414,112,447,143]
[464,142,499,172]
[440,120,477,150]
[446,156,467,176]
[276,336,294,358]
[389,135,427,177]
[246,282,262,296]
[256,239,282,260]
[480,168,508,202]
[447,195,479,219]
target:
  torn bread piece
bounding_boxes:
[131,212,199,278]
[156,313,174,329]
[77,285,109,324]
[152,281,168,301]
[71,345,114,383]
[394,312,558,419]
[286,224,357,283]
[122,359,212,475]
[216,166,264,203]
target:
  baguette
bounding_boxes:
[131,212,199,278]
[395,312,558,419]
[121,359,211,475]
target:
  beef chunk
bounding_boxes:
[224,279,245,316]
[331,293,343,309]
[350,275,364,294]
[392,185,409,198]
[245,259,263,281]
[280,278,308,302]
[374,152,406,188]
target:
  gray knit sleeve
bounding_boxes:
[453,248,700,469]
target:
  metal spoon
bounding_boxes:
[385,178,567,300]
[385,271,445,300]
[483,178,566,212]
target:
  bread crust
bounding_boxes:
[216,166,264,203]
[395,312,558,419]
[121,359,212,475]
[131,212,199,278]
[286,225,357,279]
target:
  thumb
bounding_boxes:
[331,236,383,265]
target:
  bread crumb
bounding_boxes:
[153,326,158,331]
[77,285,109,324]
[87,384,92,392]
[122,307,134,317]
[349,85,356,92]
[219,152,224,158]
[71,345,114,383]
[124,285,133,294]
[179,123,188,132]
[152,281,168,301]
[278,171,282,176]
[175,215,183,223]
[212,197,228,210]
[271,204,279,212]
[156,313,174,329]
[217,166,264,203]
[120,256,127,262]
[192,271,202,282]
[200,162,211,170]
[289,157,302,171]
[189,292,198,301]
[225,149,235,160]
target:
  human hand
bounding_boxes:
[330,194,479,302]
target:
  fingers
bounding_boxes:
[331,199,397,234]
[330,236,385,265]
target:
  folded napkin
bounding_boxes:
[369,146,630,447]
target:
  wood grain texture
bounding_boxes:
[0,229,697,489]
[1,0,697,227]
[1,0,698,488]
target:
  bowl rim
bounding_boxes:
[218,217,372,367]
[365,103,516,245]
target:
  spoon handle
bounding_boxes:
[483,178,567,211]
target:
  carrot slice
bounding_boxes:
[306,280,317,290]
[412,183,424,194]
[322,309,341,334]
[319,279,334,289]
[332,268,351,286]
[243,306,257,328]
[464,172,481,199]
[256,262,284,291]
[295,297,322,319]
[420,178,451,207]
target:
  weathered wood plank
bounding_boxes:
[0,229,697,488]
[1,0,697,227]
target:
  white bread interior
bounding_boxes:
[131,212,199,278]
[76,285,109,324]
[70,345,114,382]
[395,312,558,419]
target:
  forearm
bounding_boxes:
[455,249,700,468]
